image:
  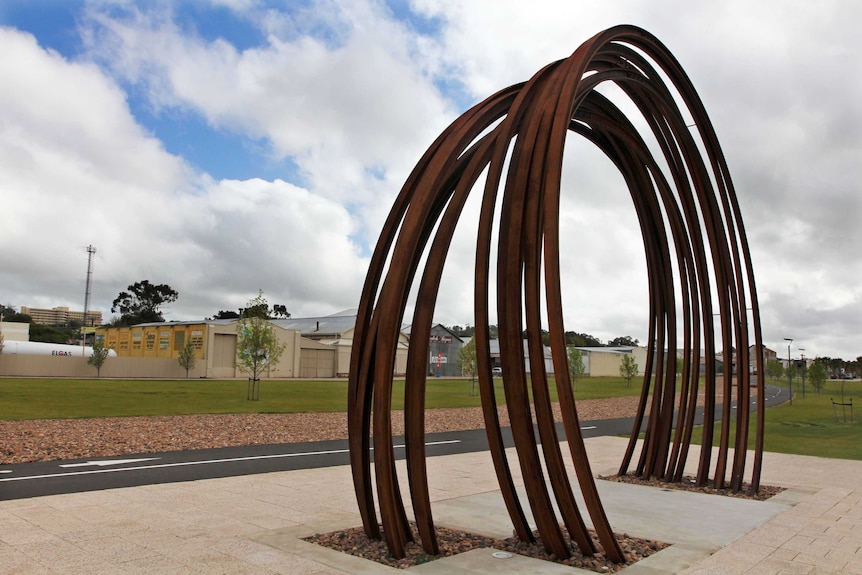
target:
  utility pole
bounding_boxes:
[799,348,806,399]
[82,245,96,355]
[784,337,793,406]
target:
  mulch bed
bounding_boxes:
[304,522,668,572]
[600,473,785,501]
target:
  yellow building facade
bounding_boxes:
[94,320,337,379]
[99,323,207,360]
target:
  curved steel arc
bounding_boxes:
[347,24,765,563]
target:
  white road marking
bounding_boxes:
[581,426,597,430]
[0,440,462,483]
[60,458,160,468]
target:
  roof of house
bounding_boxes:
[488,339,552,359]
[271,314,357,337]
[402,323,464,341]
[571,346,637,354]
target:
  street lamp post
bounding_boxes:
[799,348,806,399]
[784,338,793,405]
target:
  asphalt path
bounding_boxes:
[0,384,785,501]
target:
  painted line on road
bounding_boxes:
[0,440,461,483]
[60,458,160,468]
[581,426,597,430]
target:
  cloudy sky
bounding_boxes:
[1,0,859,360]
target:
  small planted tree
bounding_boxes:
[87,340,111,377]
[567,347,585,389]
[237,291,286,400]
[457,338,478,394]
[808,361,827,395]
[178,340,196,378]
[765,358,784,382]
[620,353,638,387]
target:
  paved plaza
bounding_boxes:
[1,436,860,574]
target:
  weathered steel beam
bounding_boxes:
[347,24,765,563]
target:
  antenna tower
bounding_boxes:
[82,245,96,352]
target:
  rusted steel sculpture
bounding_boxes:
[348,24,765,562]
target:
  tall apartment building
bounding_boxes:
[20,306,103,327]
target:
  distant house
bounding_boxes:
[402,324,465,377]
[715,345,777,375]
[751,345,777,374]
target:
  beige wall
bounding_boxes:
[587,351,625,377]
[582,347,648,377]
[326,336,408,377]
[0,321,30,342]
[0,355,204,378]
[632,347,648,374]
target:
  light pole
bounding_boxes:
[799,348,806,399]
[784,338,793,405]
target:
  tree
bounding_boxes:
[608,335,640,347]
[457,338,477,377]
[0,304,30,323]
[178,340,196,378]
[765,358,784,381]
[808,361,827,395]
[236,291,287,399]
[620,353,639,387]
[29,323,74,344]
[87,340,111,377]
[111,280,179,326]
[238,296,289,320]
[456,338,478,394]
[567,347,585,388]
[564,331,602,347]
[210,310,241,320]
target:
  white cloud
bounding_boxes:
[0,24,367,323]
[81,1,456,213]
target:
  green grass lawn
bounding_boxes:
[692,379,861,460]
[0,376,642,420]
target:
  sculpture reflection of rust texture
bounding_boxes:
[348,25,765,562]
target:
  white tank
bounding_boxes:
[1,340,118,357]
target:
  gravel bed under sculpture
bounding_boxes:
[304,522,668,572]
[600,473,785,501]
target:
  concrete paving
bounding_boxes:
[1,437,860,574]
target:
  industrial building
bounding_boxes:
[90,311,411,379]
